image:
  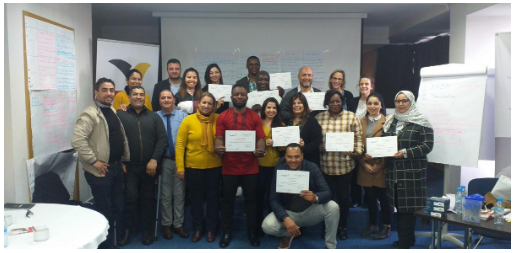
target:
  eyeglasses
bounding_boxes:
[331,77,343,82]
[328,101,342,105]
[394,99,410,104]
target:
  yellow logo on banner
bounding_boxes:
[108,59,151,78]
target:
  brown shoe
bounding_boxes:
[191,231,202,242]
[162,226,173,239]
[173,226,190,238]
[360,225,378,236]
[373,225,391,240]
[206,232,216,242]
[278,236,293,249]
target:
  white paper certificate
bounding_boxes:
[269,72,292,90]
[366,136,398,158]
[325,132,354,152]
[303,92,327,111]
[272,126,300,147]
[225,130,256,152]
[276,170,310,194]
[208,84,232,100]
[247,90,280,108]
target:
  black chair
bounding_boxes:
[467,177,510,248]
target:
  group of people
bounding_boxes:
[72,55,434,249]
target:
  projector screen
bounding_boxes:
[160,17,362,95]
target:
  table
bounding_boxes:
[414,208,511,249]
[4,203,108,249]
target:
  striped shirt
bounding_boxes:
[315,110,363,175]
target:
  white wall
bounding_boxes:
[449,3,511,190]
[5,3,93,203]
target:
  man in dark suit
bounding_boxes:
[236,56,260,93]
[151,58,182,111]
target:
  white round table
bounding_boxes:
[4,203,108,249]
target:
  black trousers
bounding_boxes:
[256,166,275,226]
[350,165,363,205]
[123,164,156,231]
[186,167,221,233]
[323,172,351,228]
[395,184,416,249]
[85,163,123,247]
[221,174,258,236]
[363,186,392,226]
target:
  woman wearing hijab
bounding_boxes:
[175,92,222,243]
[382,90,433,249]
[357,92,391,240]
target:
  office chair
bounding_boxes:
[467,177,510,249]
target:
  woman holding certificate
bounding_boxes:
[175,92,222,243]
[357,92,392,240]
[315,89,363,240]
[202,63,229,114]
[256,97,285,234]
[382,90,433,248]
[175,68,203,114]
[287,93,322,167]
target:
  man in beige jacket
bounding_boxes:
[71,77,130,249]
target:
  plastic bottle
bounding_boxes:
[4,226,7,248]
[460,186,467,198]
[494,198,504,225]
[455,187,463,214]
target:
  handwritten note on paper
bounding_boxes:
[325,132,354,152]
[303,92,327,111]
[269,72,292,90]
[25,16,76,91]
[272,126,300,147]
[209,84,232,100]
[30,90,77,157]
[225,130,256,152]
[276,170,310,194]
[366,136,398,158]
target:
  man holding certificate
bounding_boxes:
[262,143,339,249]
[215,84,266,248]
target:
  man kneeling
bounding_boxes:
[262,143,340,249]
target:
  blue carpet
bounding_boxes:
[112,165,510,249]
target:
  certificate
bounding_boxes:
[366,136,398,158]
[225,130,256,152]
[276,170,310,194]
[325,132,354,152]
[269,72,292,90]
[247,90,280,108]
[303,92,327,111]
[272,126,300,147]
[208,84,232,100]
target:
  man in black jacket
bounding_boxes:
[151,58,182,111]
[235,56,260,92]
[261,143,339,249]
[117,86,168,246]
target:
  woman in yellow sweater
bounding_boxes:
[113,69,153,111]
[256,97,285,235]
[175,92,221,243]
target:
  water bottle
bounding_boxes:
[494,198,504,225]
[461,186,467,197]
[455,187,463,214]
[4,226,7,248]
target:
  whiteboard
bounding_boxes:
[160,17,362,95]
[417,64,488,168]
[23,12,77,158]
[494,33,511,137]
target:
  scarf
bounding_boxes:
[383,90,432,135]
[196,109,216,154]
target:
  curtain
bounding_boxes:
[374,34,450,108]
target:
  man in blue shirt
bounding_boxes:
[156,89,189,240]
[261,143,339,249]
